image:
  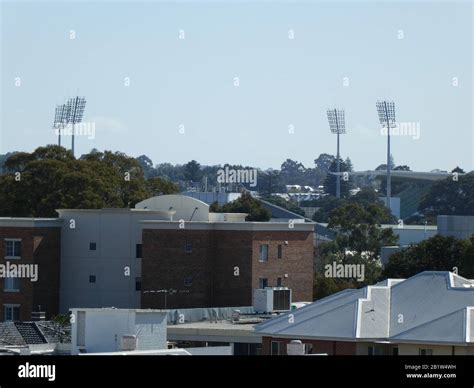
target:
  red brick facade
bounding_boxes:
[0,227,61,321]
[141,228,314,309]
[262,336,357,355]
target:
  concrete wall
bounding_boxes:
[438,216,474,239]
[70,309,167,355]
[58,210,169,312]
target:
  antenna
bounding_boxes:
[326,108,346,198]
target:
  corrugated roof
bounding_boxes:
[256,271,474,345]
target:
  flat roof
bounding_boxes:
[0,218,62,228]
[141,220,315,231]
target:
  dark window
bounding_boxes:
[259,278,268,289]
[184,277,193,287]
[368,346,374,355]
[271,341,280,355]
[89,275,96,283]
[4,306,20,321]
[135,277,142,291]
[419,349,433,356]
[277,244,283,259]
[136,244,142,259]
[4,277,20,291]
[185,243,192,253]
[5,240,21,257]
[89,242,97,251]
[392,347,399,356]
[277,277,282,287]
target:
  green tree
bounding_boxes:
[184,160,202,182]
[212,192,271,221]
[383,235,474,279]
[323,158,353,197]
[419,172,474,219]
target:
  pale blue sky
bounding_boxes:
[1,0,473,171]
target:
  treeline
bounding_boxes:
[0,146,178,217]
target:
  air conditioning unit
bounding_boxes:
[120,335,137,351]
[253,287,292,313]
[287,340,305,355]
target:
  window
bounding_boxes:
[136,244,142,259]
[259,244,268,262]
[4,305,20,322]
[419,348,433,356]
[392,347,399,356]
[271,341,280,355]
[368,346,374,356]
[277,244,283,259]
[135,277,142,291]
[259,278,268,289]
[5,239,21,258]
[89,275,96,283]
[89,242,97,251]
[277,277,282,287]
[184,277,193,287]
[185,243,192,253]
[4,277,20,292]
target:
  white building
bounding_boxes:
[70,308,167,355]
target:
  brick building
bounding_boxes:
[0,219,61,321]
[0,195,315,320]
[141,222,314,309]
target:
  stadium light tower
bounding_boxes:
[327,108,346,198]
[52,104,69,147]
[66,96,86,156]
[376,100,396,212]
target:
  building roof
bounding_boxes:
[255,271,474,345]
[0,218,62,227]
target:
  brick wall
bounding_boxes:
[262,336,357,355]
[142,227,314,309]
[252,231,313,303]
[0,227,61,321]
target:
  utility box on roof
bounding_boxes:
[253,287,292,313]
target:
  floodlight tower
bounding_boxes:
[66,96,86,156]
[376,100,396,212]
[52,104,69,147]
[327,109,346,198]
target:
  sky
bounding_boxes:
[1,0,473,172]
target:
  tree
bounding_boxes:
[394,165,411,171]
[419,172,474,219]
[0,145,177,217]
[184,160,202,182]
[136,155,155,178]
[323,158,353,197]
[383,235,474,279]
[146,177,179,196]
[280,159,306,183]
[314,153,335,173]
[328,202,398,259]
[257,169,284,195]
[452,166,465,174]
[212,192,271,221]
